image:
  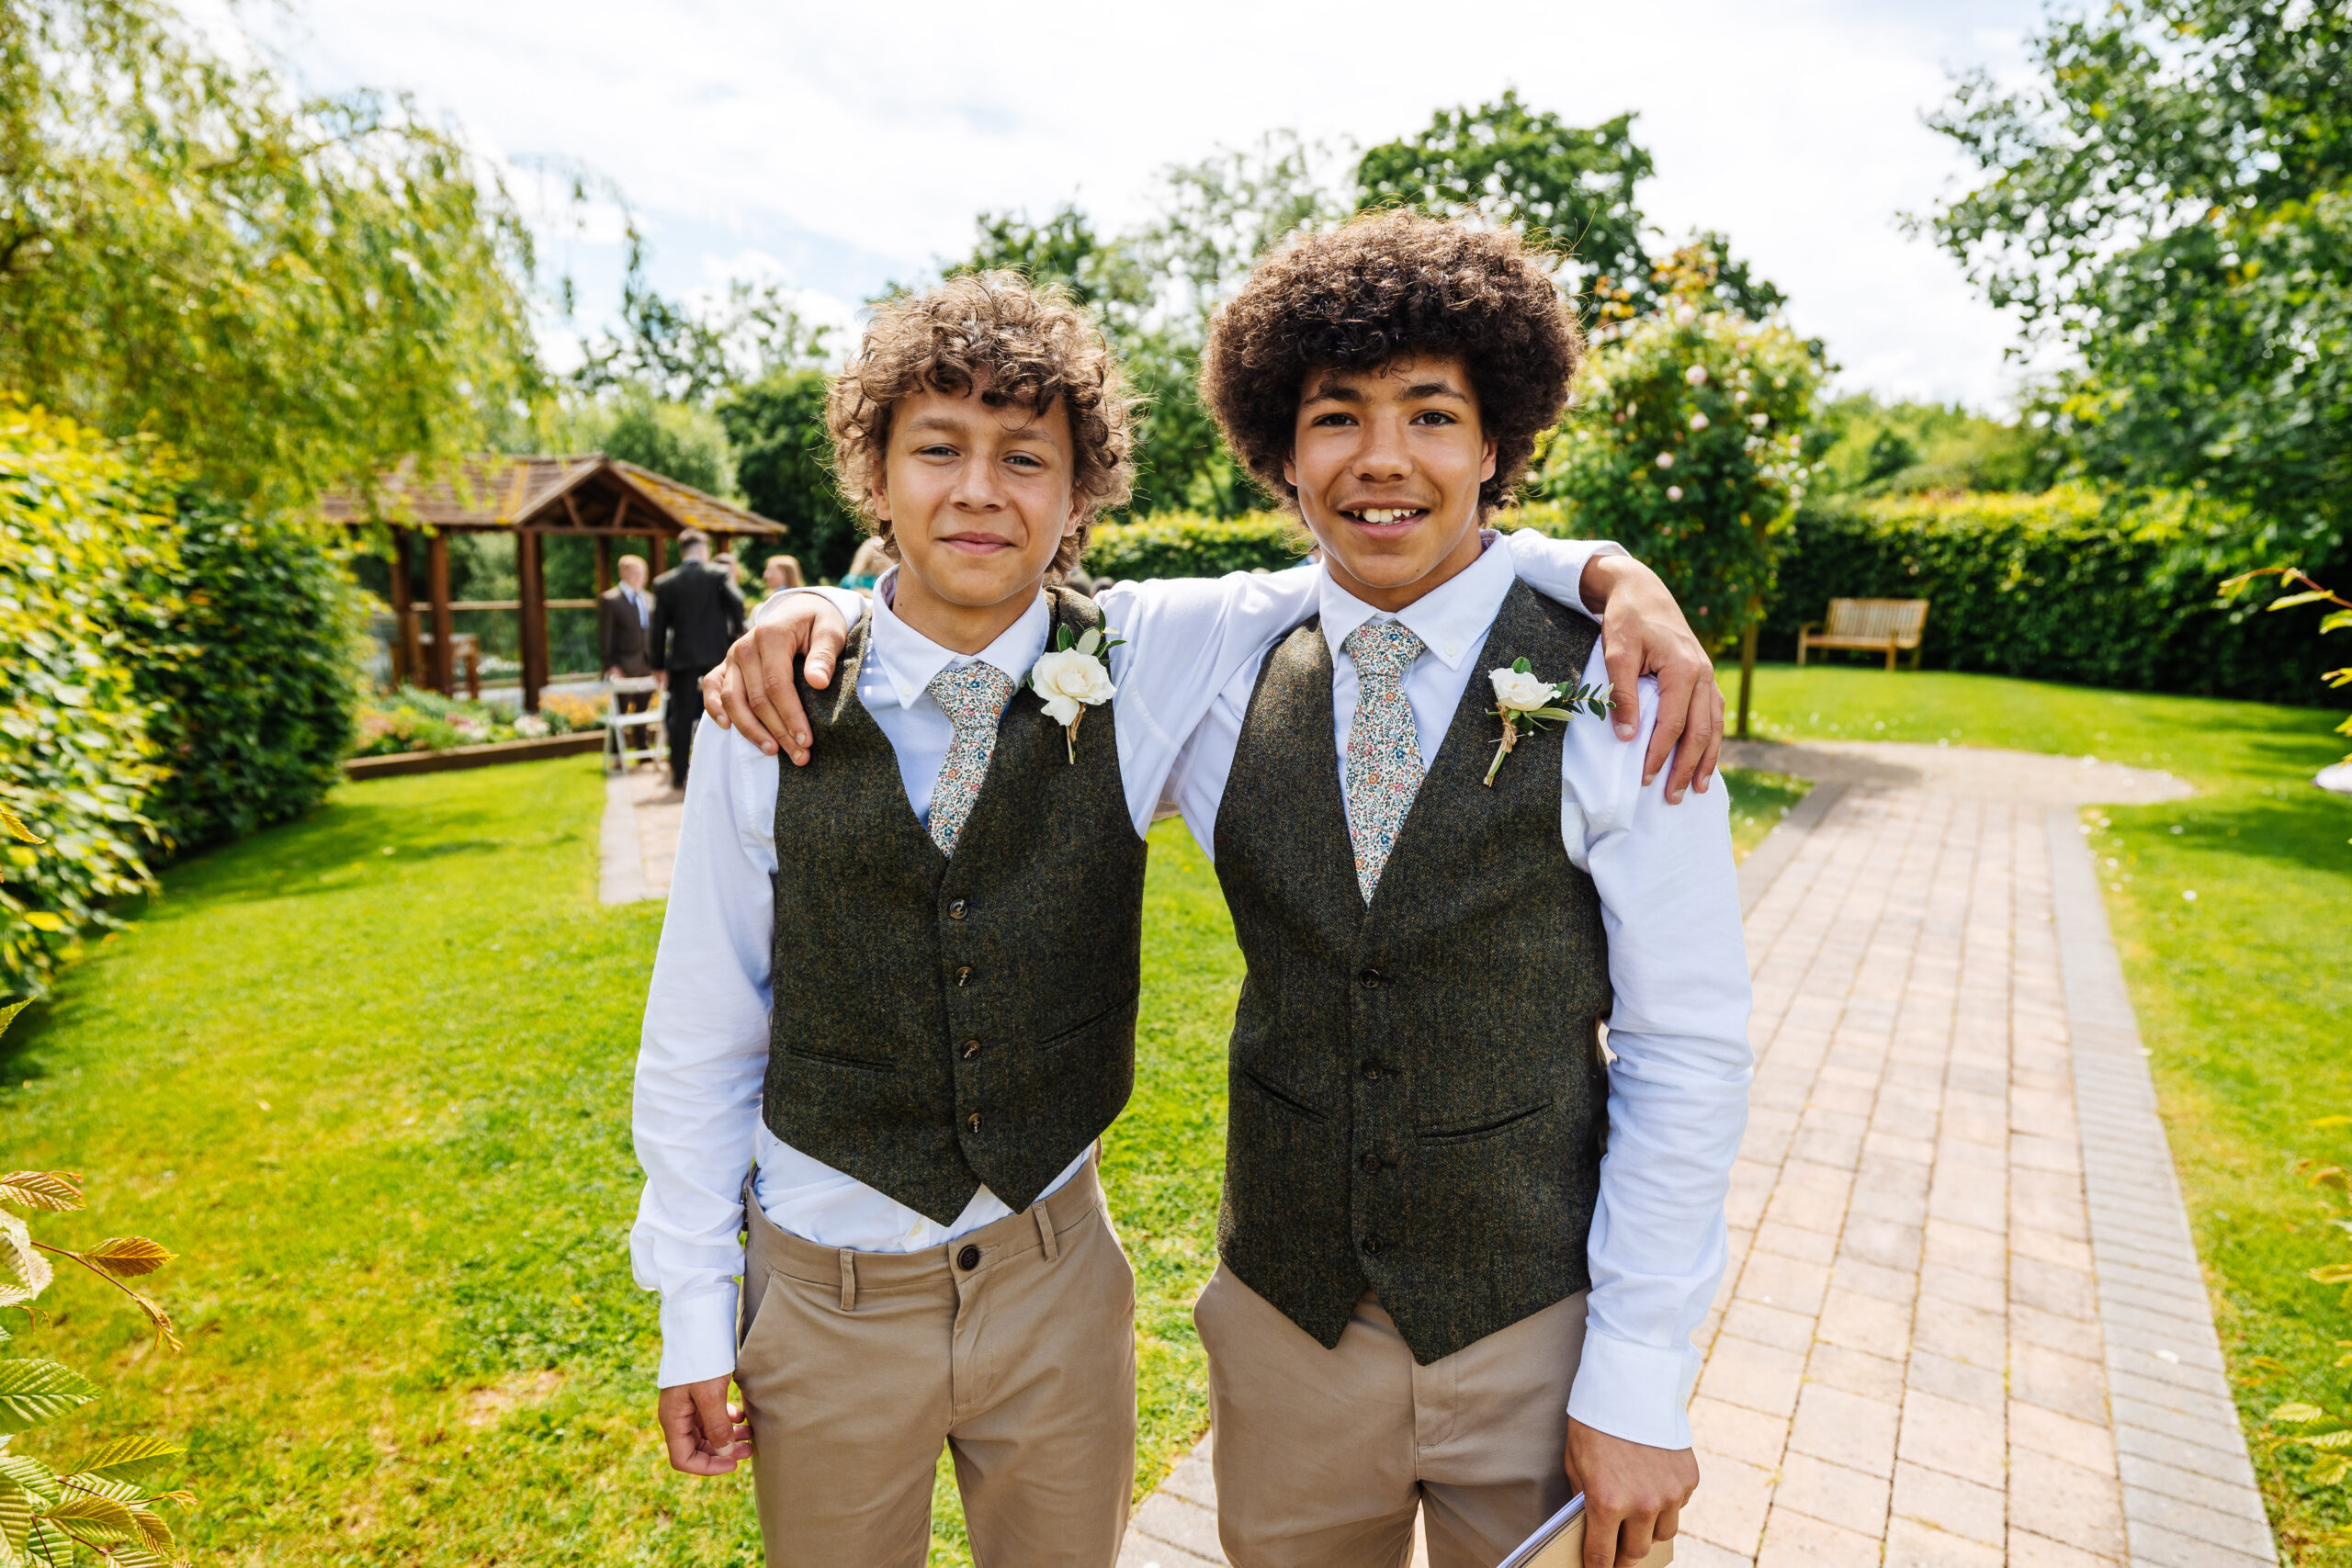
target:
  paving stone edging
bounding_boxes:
[2045,806,2279,1567]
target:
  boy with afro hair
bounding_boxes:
[1161,210,1747,1568]
[632,267,1694,1566]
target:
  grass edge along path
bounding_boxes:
[1745,661,2352,1564]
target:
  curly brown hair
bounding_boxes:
[1199,210,1582,516]
[827,271,1135,579]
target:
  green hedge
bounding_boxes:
[0,403,174,998]
[2,403,367,998]
[1095,495,2346,708]
[1084,512,1307,581]
[1761,490,2348,705]
[139,504,363,852]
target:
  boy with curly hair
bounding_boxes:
[1163,210,1747,1568]
[646,258,1717,1567]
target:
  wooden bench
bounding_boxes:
[1797,598,1929,671]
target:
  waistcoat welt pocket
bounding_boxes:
[1416,1099,1554,1145]
[1242,1068,1329,1122]
[781,1044,898,1075]
[1035,989,1140,1051]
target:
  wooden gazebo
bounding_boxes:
[322,454,789,711]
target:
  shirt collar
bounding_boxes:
[1315,528,1511,672]
[864,566,1053,711]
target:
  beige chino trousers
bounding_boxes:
[1196,1263,1589,1568]
[734,1157,1136,1568]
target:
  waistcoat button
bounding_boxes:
[1359,969,1382,988]
[947,899,968,919]
[1361,1236,1383,1256]
[967,1111,982,1133]
[956,965,973,986]
[1362,1062,1381,1080]
[962,1039,982,1059]
[1362,1153,1381,1173]
[957,1245,980,1270]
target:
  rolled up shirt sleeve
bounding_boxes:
[1558,643,1752,1450]
[628,717,778,1389]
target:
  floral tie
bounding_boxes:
[1340,621,1428,902]
[925,662,1015,855]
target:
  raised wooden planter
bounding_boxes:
[344,731,605,780]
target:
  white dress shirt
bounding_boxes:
[628,534,1614,1392]
[1165,536,1753,1451]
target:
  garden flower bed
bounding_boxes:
[345,689,609,777]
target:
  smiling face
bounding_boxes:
[1282,355,1498,613]
[872,380,1083,652]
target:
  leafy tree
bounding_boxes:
[715,369,864,579]
[1809,393,2064,496]
[1534,247,1821,733]
[0,0,543,509]
[558,386,738,497]
[572,234,832,406]
[949,202,1148,317]
[1927,0,2352,558]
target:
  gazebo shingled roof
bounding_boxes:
[324,453,790,710]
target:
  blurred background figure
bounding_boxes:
[762,553,805,592]
[598,553,657,716]
[839,536,892,593]
[650,528,745,791]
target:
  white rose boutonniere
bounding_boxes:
[1484,656,1610,786]
[1030,622,1123,762]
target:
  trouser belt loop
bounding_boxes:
[1036,1197,1059,1263]
[838,1248,857,1312]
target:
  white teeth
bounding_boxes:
[1357,507,1417,524]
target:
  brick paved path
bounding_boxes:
[1122,742,2278,1568]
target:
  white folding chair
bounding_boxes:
[603,678,668,774]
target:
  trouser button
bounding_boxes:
[957,1244,981,1271]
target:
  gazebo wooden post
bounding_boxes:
[426,531,456,696]
[389,529,422,690]
[594,536,612,595]
[649,535,667,575]
[517,528,548,714]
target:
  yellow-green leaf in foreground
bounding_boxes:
[0,1174,81,1214]
[0,1217,50,1300]
[0,1361,96,1435]
[16,916,62,935]
[80,1237,171,1280]
[67,1436,181,1482]
[0,810,36,847]
[0,1459,57,1508]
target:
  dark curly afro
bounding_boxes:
[1200,209,1581,516]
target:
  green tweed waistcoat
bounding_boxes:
[1211,580,1612,1364]
[765,588,1146,1226]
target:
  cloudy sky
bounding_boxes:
[248,0,2056,410]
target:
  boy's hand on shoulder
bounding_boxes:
[658,1375,752,1475]
[1566,1417,1697,1567]
[701,593,854,765]
[1581,554,1723,803]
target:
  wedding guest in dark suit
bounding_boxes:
[650,529,745,789]
[598,554,658,716]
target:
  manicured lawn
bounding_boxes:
[1744,662,2352,1562]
